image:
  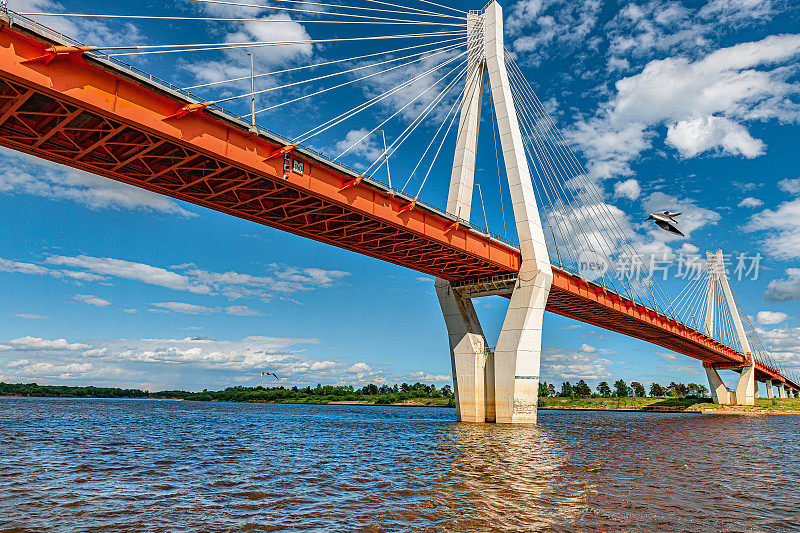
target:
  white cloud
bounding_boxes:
[333,129,384,163]
[2,254,351,304]
[347,362,372,374]
[764,268,800,302]
[4,337,91,351]
[578,343,597,353]
[778,178,800,195]
[756,311,789,325]
[47,255,213,294]
[149,302,220,315]
[738,197,763,208]
[225,305,264,316]
[756,325,800,372]
[408,370,451,383]
[746,198,800,260]
[0,149,195,217]
[665,116,764,158]
[12,314,50,320]
[0,258,52,276]
[73,294,111,307]
[613,178,641,200]
[569,34,800,180]
[506,0,602,63]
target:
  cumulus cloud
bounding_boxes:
[613,178,641,200]
[0,149,195,217]
[505,0,602,63]
[764,269,800,302]
[738,197,763,208]
[333,129,384,163]
[1,254,351,305]
[569,34,800,180]
[746,198,800,260]
[3,337,90,351]
[665,116,764,158]
[778,178,800,195]
[757,325,800,372]
[756,311,789,325]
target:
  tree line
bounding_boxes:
[538,379,709,399]
[0,382,455,405]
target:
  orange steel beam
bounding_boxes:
[0,19,797,391]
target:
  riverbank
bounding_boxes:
[538,397,800,415]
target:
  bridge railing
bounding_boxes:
[6,10,521,253]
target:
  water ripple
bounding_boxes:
[1,398,799,532]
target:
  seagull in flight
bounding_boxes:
[261,371,279,380]
[647,211,684,237]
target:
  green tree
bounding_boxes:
[649,382,665,397]
[574,380,591,397]
[596,381,611,397]
[667,382,687,397]
[613,379,629,397]
[630,381,646,397]
[548,384,556,397]
[561,381,573,397]
[539,382,550,397]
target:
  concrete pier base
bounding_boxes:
[705,366,732,404]
[735,363,756,405]
[436,279,493,423]
[767,380,775,399]
[779,386,787,399]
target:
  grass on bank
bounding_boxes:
[539,396,800,412]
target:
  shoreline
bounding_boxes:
[4,395,800,414]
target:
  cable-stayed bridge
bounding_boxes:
[0,1,796,423]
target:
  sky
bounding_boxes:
[1,0,799,393]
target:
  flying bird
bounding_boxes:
[261,371,279,380]
[647,211,684,237]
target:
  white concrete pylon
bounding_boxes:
[767,380,775,399]
[485,0,552,424]
[445,11,485,222]
[779,385,787,399]
[435,1,552,424]
[705,250,755,405]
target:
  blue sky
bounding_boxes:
[1,0,799,393]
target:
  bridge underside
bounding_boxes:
[0,19,797,395]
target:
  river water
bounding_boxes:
[1,398,799,532]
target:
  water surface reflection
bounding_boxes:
[1,398,798,531]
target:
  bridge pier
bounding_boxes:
[735,362,756,405]
[436,279,494,422]
[705,366,732,404]
[766,380,775,399]
[436,0,551,424]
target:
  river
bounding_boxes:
[1,398,799,532]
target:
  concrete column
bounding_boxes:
[436,279,493,422]
[705,366,732,405]
[766,380,775,399]
[445,11,485,222]
[754,384,760,399]
[485,0,552,424]
[735,362,756,405]
[779,385,787,399]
